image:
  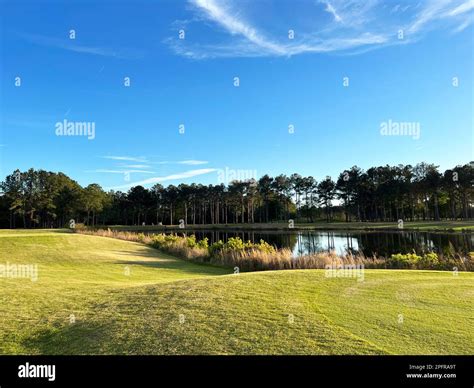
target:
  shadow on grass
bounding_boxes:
[112,259,228,274]
[109,249,232,275]
[23,321,114,355]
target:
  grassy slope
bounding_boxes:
[108,220,474,232]
[0,230,472,355]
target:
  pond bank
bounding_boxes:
[76,228,474,272]
[102,220,474,233]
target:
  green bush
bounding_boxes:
[254,239,276,253]
[150,233,166,248]
[224,237,248,251]
[197,237,209,250]
[387,253,421,269]
[164,234,179,244]
[209,240,225,256]
[185,235,198,248]
[388,252,440,269]
[208,237,276,257]
[184,235,208,249]
[418,252,439,269]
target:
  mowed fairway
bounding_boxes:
[0,230,472,355]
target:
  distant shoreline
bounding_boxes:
[101,221,474,233]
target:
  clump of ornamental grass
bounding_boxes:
[291,251,384,270]
[208,238,386,271]
[149,233,209,260]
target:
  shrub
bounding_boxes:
[254,239,276,254]
[209,240,225,256]
[197,237,209,250]
[224,237,248,251]
[185,235,198,248]
[164,234,179,244]
[387,252,441,269]
[151,234,166,248]
[387,253,421,269]
[418,252,439,269]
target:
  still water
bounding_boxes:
[142,229,473,258]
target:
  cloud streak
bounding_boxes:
[20,33,141,59]
[177,160,209,165]
[156,160,209,165]
[167,0,474,58]
[119,164,153,169]
[106,168,217,190]
[320,0,343,23]
[101,156,148,162]
[191,0,287,55]
[87,169,155,174]
[447,0,474,16]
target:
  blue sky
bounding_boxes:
[1,0,473,190]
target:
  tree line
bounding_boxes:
[0,162,472,228]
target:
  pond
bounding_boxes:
[137,229,473,258]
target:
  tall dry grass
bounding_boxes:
[211,248,384,271]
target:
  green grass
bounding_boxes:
[106,220,474,232]
[0,230,472,355]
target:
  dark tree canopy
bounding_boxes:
[0,162,472,228]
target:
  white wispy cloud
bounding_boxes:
[119,164,153,169]
[447,0,474,16]
[452,14,474,31]
[177,160,209,165]
[96,157,209,181]
[166,0,388,57]
[407,0,452,34]
[320,0,343,22]
[191,0,287,55]
[19,33,141,59]
[107,168,217,190]
[167,0,473,58]
[87,169,155,174]
[405,0,474,35]
[101,156,148,162]
[156,160,209,165]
